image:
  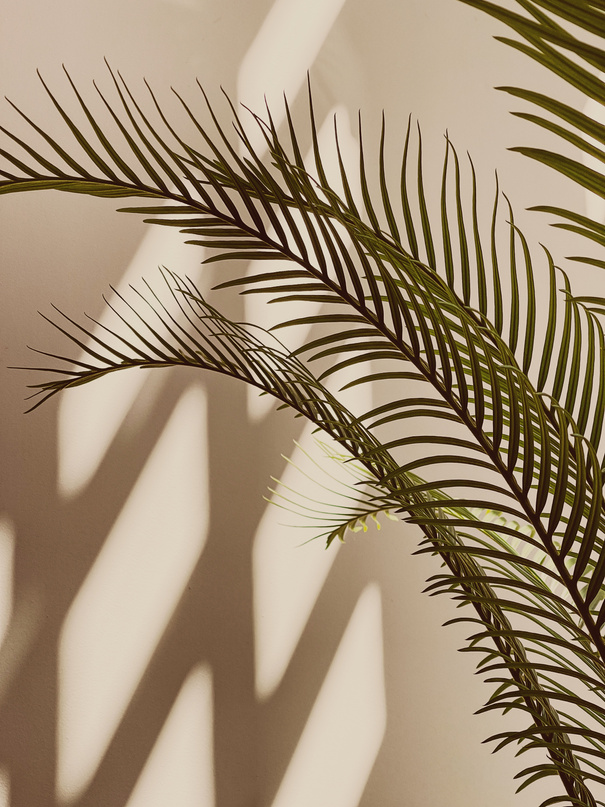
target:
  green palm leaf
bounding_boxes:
[3,12,605,800]
[459,2,605,256]
[23,270,602,805]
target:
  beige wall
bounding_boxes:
[0,2,587,806]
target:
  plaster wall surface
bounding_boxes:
[0,2,592,806]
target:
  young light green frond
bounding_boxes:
[268,437,605,802]
[263,438,400,548]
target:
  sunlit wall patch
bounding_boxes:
[125,664,215,807]
[0,766,9,807]
[253,422,343,700]
[582,91,605,225]
[57,220,204,500]
[252,346,372,698]
[243,105,360,422]
[0,518,14,651]
[56,384,209,804]
[237,0,349,147]
[268,582,386,807]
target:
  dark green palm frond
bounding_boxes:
[22,268,605,805]
[270,445,605,801]
[24,255,605,803]
[225,91,605,607]
[5,69,605,802]
[21,269,390,474]
[195,88,605,461]
[2,67,594,447]
[458,0,605,257]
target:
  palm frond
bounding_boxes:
[20,262,605,803]
[459,0,605,260]
[4,58,605,803]
[263,439,400,548]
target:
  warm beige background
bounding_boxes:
[0,1,592,806]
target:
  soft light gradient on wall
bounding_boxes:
[0,1,587,806]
